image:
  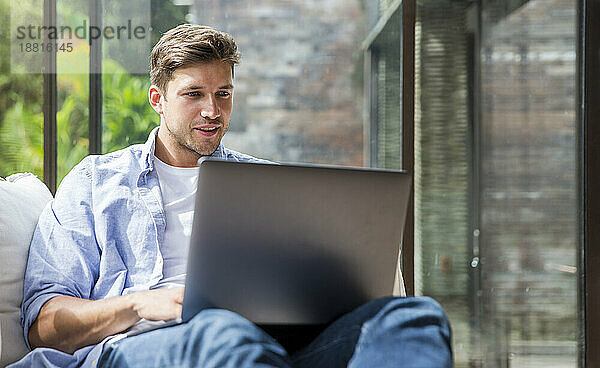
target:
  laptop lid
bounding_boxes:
[182,159,411,325]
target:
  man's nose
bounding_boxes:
[200,95,221,120]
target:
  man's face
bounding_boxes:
[151,61,234,166]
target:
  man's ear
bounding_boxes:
[149,85,164,114]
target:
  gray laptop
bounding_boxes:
[181,158,411,327]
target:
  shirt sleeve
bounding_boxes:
[21,156,101,348]
[222,147,276,164]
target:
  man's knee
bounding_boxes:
[392,296,447,317]
[350,297,453,368]
[370,296,451,333]
[184,309,290,367]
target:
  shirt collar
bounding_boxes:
[140,126,227,170]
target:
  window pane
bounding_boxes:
[102,0,158,153]
[0,0,44,179]
[371,5,402,170]
[413,0,579,366]
[102,1,367,166]
[414,1,472,364]
[190,0,366,165]
[56,0,89,184]
[479,0,577,365]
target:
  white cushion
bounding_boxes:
[0,173,53,367]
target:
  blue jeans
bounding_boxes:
[98,296,452,368]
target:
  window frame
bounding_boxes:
[89,0,103,155]
[401,0,415,296]
[42,0,57,194]
[580,0,599,365]
[43,0,103,195]
[362,0,415,295]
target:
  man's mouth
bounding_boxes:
[193,125,220,137]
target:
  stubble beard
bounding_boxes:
[164,119,226,157]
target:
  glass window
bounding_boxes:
[413,0,473,364]
[101,0,155,154]
[185,0,367,166]
[478,0,577,365]
[56,0,89,183]
[412,0,579,366]
[100,0,367,168]
[364,2,402,170]
[0,0,44,178]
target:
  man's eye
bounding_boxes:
[187,92,202,97]
[217,91,231,97]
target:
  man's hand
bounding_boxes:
[29,287,185,354]
[130,288,184,321]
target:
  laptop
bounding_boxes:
[181,158,412,333]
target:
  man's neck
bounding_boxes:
[154,129,201,168]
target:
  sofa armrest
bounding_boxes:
[0,173,53,366]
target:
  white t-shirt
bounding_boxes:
[152,155,198,288]
[124,156,196,335]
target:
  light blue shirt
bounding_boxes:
[10,127,268,368]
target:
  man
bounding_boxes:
[12,24,452,367]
